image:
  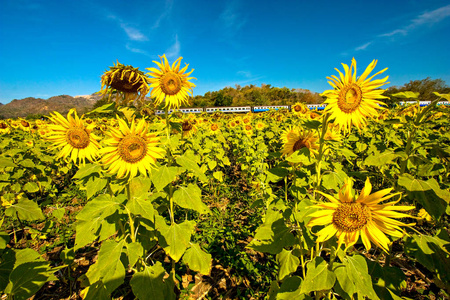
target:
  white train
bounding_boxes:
[154,101,449,115]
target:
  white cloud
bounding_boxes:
[237,70,252,78]
[152,0,174,29]
[352,4,450,52]
[378,29,407,38]
[108,14,148,41]
[125,44,150,56]
[355,42,372,51]
[380,4,450,38]
[411,4,450,26]
[165,35,180,59]
[121,24,148,41]
[219,0,246,37]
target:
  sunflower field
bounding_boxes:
[0,57,450,300]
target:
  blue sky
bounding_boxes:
[1,0,449,104]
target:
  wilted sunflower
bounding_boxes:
[181,118,197,138]
[46,109,100,164]
[19,119,31,131]
[282,127,319,157]
[100,117,164,180]
[0,122,10,134]
[146,54,196,109]
[99,61,150,105]
[322,58,389,132]
[308,178,415,252]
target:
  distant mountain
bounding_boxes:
[0,94,102,119]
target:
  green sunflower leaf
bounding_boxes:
[182,243,212,275]
[173,184,210,214]
[300,256,336,294]
[158,220,196,262]
[276,249,300,281]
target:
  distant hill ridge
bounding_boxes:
[0,94,102,119]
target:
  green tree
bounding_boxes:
[384,77,449,106]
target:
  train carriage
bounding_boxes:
[155,107,203,115]
[252,105,290,112]
[205,106,251,113]
[154,100,449,116]
[306,103,327,110]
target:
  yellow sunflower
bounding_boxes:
[308,178,415,252]
[46,109,100,164]
[280,126,297,143]
[228,120,237,129]
[255,121,265,131]
[209,122,220,134]
[291,102,309,115]
[322,58,389,132]
[99,61,150,105]
[282,127,319,157]
[100,117,164,180]
[146,54,196,109]
[242,116,252,125]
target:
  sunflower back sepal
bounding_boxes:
[286,148,313,165]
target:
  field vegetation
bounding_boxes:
[0,57,449,300]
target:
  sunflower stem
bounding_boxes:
[163,102,177,286]
[126,183,136,243]
[164,106,170,141]
[314,113,331,195]
[384,244,393,269]
[284,176,288,203]
[399,127,416,175]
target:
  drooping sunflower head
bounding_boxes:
[282,127,319,157]
[19,119,31,131]
[46,109,100,165]
[100,117,165,180]
[181,118,197,138]
[308,178,415,252]
[0,122,10,135]
[322,58,389,132]
[99,61,150,105]
[398,103,419,117]
[146,54,196,109]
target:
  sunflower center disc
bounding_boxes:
[338,84,363,113]
[66,128,90,149]
[161,72,182,95]
[118,135,147,163]
[293,105,302,112]
[182,121,193,132]
[333,202,370,232]
[211,124,219,131]
[0,123,7,129]
[293,139,307,152]
[21,120,30,127]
